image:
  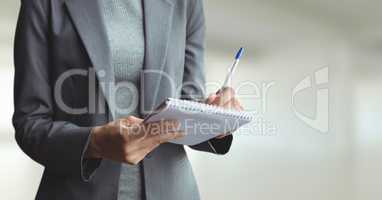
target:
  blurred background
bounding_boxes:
[1,0,381,199]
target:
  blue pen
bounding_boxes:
[219,47,244,91]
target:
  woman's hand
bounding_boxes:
[86,116,184,165]
[206,87,244,139]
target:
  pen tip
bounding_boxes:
[235,47,244,59]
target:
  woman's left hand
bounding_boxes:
[206,87,244,139]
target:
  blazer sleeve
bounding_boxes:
[182,0,233,155]
[13,0,99,182]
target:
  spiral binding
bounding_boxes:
[166,98,253,121]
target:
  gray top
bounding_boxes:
[99,0,145,199]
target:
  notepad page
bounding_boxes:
[144,98,253,145]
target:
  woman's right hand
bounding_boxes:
[85,116,183,165]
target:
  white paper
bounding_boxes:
[144,99,252,145]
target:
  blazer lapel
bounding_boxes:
[141,0,174,115]
[65,0,174,117]
[65,0,116,119]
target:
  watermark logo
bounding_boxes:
[52,67,278,136]
[292,67,329,133]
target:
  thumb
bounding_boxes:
[126,116,144,124]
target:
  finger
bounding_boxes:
[139,139,161,152]
[206,94,218,104]
[208,96,220,106]
[216,87,235,95]
[136,130,184,156]
[129,141,160,164]
[143,120,180,138]
[151,131,184,144]
[236,99,244,111]
[125,131,183,164]
[215,87,236,106]
[231,98,244,111]
[123,151,144,165]
[119,121,142,139]
[156,120,180,135]
[118,116,143,133]
[137,141,161,158]
[222,99,237,110]
[218,87,235,97]
[137,128,184,153]
[121,137,160,164]
[223,87,235,94]
[222,98,244,111]
[125,116,144,124]
[120,133,158,161]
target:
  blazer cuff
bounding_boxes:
[207,135,233,155]
[190,134,233,155]
[80,130,102,182]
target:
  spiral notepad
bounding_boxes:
[144,98,253,145]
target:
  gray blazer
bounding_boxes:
[13,0,233,199]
